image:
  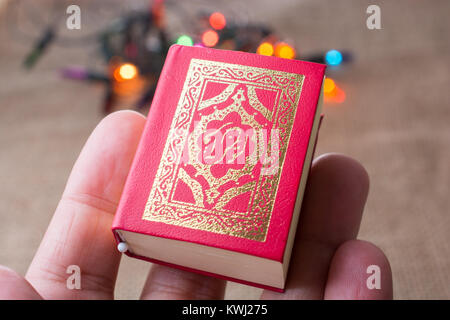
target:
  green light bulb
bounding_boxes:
[176,35,193,46]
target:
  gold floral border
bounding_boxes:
[142,58,304,241]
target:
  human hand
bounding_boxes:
[0,110,392,299]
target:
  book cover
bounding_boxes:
[112,45,325,291]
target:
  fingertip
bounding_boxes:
[65,110,147,198]
[334,240,392,281]
[299,154,370,246]
[325,240,393,300]
[312,153,370,201]
[94,110,146,139]
[100,109,146,123]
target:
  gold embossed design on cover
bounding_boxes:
[143,59,304,241]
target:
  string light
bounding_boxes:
[274,42,295,59]
[176,35,193,46]
[323,77,346,104]
[333,87,346,103]
[33,0,353,113]
[323,78,336,94]
[209,12,226,30]
[325,49,343,66]
[114,63,138,82]
[202,30,219,47]
[257,42,274,56]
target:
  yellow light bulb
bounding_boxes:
[118,63,138,80]
[257,42,274,56]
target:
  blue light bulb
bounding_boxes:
[325,49,343,66]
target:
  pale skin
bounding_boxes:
[0,110,393,300]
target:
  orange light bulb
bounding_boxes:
[323,79,346,105]
[202,30,219,47]
[323,78,336,94]
[334,87,346,103]
[274,42,296,59]
[209,12,226,30]
[114,63,138,81]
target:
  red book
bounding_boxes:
[112,45,325,291]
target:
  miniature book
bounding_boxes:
[112,45,325,291]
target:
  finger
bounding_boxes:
[261,153,369,299]
[26,110,146,299]
[0,265,42,300]
[140,265,226,300]
[324,240,393,299]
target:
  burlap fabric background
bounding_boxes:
[0,0,449,299]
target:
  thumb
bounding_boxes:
[0,266,42,299]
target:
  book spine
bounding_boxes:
[112,46,180,231]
